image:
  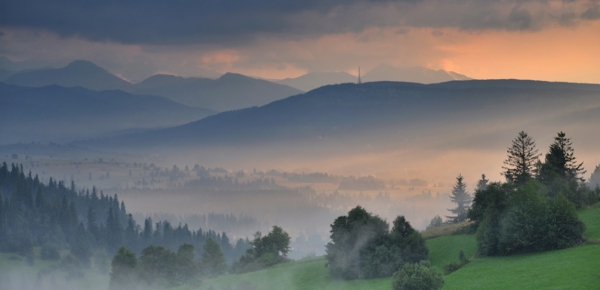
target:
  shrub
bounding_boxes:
[232,226,291,274]
[392,260,444,290]
[476,180,585,256]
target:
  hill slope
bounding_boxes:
[0,83,216,144]
[5,60,134,91]
[84,80,600,152]
[273,72,357,91]
[131,72,303,111]
[362,64,471,83]
[198,205,600,290]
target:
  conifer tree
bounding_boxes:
[541,131,585,182]
[502,131,540,185]
[446,175,471,223]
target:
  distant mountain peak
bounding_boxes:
[363,64,471,84]
[218,72,252,81]
[64,60,106,72]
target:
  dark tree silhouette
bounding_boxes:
[502,131,540,185]
[446,175,471,223]
[475,174,489,192]
[542,131,586,182]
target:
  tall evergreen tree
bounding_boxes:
[71,222,92,267]
[87,205,99,242]
[446,175,471,223]
[502,131,540,185]
[541,131,585,182]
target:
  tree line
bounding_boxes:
[0,162,250,271]
[438,131,599,257]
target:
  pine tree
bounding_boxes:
[502,131,540,185]
[542,131,585,182]
[87,205,99,242]
[446,174,471,223]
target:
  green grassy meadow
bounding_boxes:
[198,205,600,290]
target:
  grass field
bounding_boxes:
[579,203,600,240]
[194,257,391,290]
[426,234,477,270]
[197,205,600,290]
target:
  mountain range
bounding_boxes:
[2,59,475,112]
[130,73,303,111]
[0,83,216,144]
[4,60,303,112]
[272,65,471,91]
[78,80,600,154]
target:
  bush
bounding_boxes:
[232,226,291,274]
[476,180,585,256]
[392,260,444,290]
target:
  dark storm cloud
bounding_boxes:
[1,0,399,44]
[0,0,597,45]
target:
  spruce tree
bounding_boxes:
[542,131,585,182]
[446,175,471,223]
[502,131,540,185]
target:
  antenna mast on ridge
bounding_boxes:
[358,66,362,84]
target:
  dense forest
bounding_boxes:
[0,162,251,269]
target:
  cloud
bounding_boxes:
[581,5,600,19]
[1,0,599,46]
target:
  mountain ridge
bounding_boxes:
[76,79,600,152]
[0,82,216,144]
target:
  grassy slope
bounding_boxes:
[443,204,600,290]
[196,257,391,290]
[427,234,477,270]
[199,205,600,290]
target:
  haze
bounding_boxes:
[1,1,599,290]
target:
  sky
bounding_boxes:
[1,0,600,83]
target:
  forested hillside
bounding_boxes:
[0,163,250,266]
